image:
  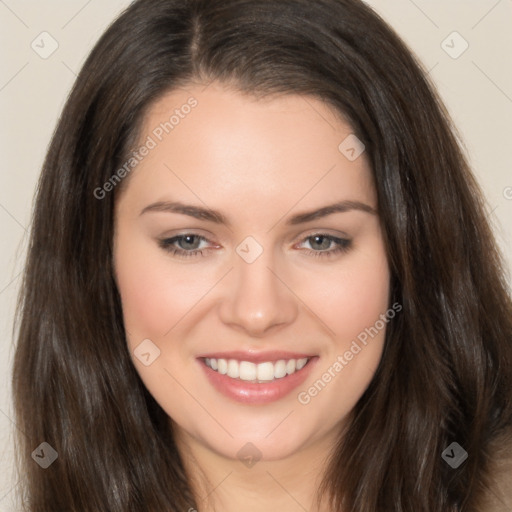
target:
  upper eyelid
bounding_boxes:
[163,231,348,240]
[164,234,211,247]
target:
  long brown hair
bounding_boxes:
[13,0,512,510]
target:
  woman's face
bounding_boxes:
[113,82,391,462]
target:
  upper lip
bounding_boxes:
[197,350,316,364]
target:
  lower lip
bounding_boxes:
[198,357,318,404]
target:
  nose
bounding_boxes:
[218,248,298,338]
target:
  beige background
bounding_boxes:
[0,1,511,509]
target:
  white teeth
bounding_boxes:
[239,361,257,381]
[217,358,228,375]
[256,362,275,381]
[204,357,310,382]
[227,359,239,378]
[274,360,287,378]
[296,358,308,370]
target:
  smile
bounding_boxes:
[204,357,310,383]
[198,354,318,404]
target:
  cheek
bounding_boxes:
[298,245,390,345]
[114,230,212,345]
[294,246,391,418]
[115,228,391,353]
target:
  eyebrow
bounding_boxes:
[139,200,377,226]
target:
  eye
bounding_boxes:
[158,234,212,258]
[297,234,352,258]
[158,233,352,260]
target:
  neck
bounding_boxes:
[174,427,339,512]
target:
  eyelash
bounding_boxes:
[158,233,352,259]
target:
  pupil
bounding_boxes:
[182,236,199,250]
[312,236,330,250]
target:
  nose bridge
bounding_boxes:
[218,238,298,335]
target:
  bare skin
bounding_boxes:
[113,81,391,512]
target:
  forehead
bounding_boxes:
[117,82,376,218]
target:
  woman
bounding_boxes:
[12,0,512,510]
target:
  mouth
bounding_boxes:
[203,356,310,383]
[197,352,318,404]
